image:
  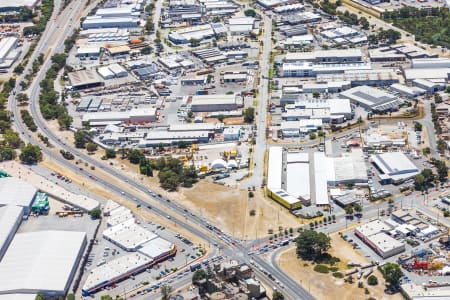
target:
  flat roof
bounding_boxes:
[0,0,38,8]
[103,220,158,250]
[355,220,392,237]
[371,152,419,176]
[138,237,174,259]
[191,94,237,106]
[68,69,103,88]
[83,253,152,292]
[0,231,86,295]
[0,205,23,259]
[286,152,309,163]
[340,85,401,111]
[287,163,310,200]
[404,68,450,81]
[313,152,330,205]
[0,177,37,209]
[285,48,362,62]
[267,147,282,190]
[368,232,404,254]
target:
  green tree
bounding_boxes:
[309,132,317,140]
[381,263,403,289]
[217,114,225,122]
[192,269,206,282]
[100,296,113,300]
[128,149,144,164]
[296,230,331,261]
[140,46,152,55]
[66,294,75,300]
[35,295,45,300]
[272,290,285,300]
[20,144,42,164]
[345,205,354,216]
[89,209,101,219]
[354,204,362,214]
[0,146,16,161]
[74,130,87,148]
[86,142,97,153]
[17,93,29,103]
[414,122,422,132]
[161,284,173,300]
[244,9,256,17]
[105,148,116,159]
[312,91,320,98]
[189,38,200,47]
[244,107,255,123]
[367,274,378,285]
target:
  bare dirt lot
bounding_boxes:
[277,234,403,300]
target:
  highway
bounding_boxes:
[8,2,316,299]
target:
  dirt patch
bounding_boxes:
[277,234,403,300]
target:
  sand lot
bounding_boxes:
[277,234,403,300]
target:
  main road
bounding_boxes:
[9,2,315,299]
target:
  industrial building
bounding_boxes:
[103,219,158,251]
[284,49,363,64]
[355,220,405,258]
[190,94,242,112]
[0,0,38,11]
[412,79,445,93]
[0,37,21,68]
[82,16,139,29]
[403,68,450,83]
[281,62,372,77]
[390,83,425,98]
[137,130,211,148]
[411,58,450,69]
[98,64,128,79]
[76,46,101,58]
[0,177,37,214]
[82,108,157,125]
[316,69,399,87]
[168,24,215,44]
[256,0,289,8]
[282,98,353,124]
[0,205,23,260]
[267,147,367,208]
[371,152,420,184]
[67,69,104,90]
[0,231,87,297]
[340,85,403,113]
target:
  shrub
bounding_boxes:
[332,272,344,278]
[367,275,378,286]
[313,264,329,274]
[329,267,339,272]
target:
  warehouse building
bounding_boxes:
[316,69,399,87]
[368,48,406,62]
[355,220,405,258]
[256,0,289,8]
[0,205,23,260]
[0,231,87,297]
[76,46,101,58]
[403,68,450,83]
[138,131,211,147]
[190,94,242,112]
[95,7,137,18]
[0,177,37,214]
[282,98,353,124]
[412,79,445,93]
[67,69,104,90]
[340,85,403,113]
[390,83,425,98]
[103,219,158,251]
[168,24,214,44]
[281,62,372,77]
[82,108,157,125]
[0,0,38,11]
[411,58,450,69]
[284,49,363,64]
[0,37,21,68]
[82,253,153,296]
[82,16,139,29]
[138,237,176,260]
[371,152,420,184]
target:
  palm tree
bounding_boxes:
[161,284,173,300]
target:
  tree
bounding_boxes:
[345,205,354,216]
[354,204,362,215]
[381,263,403,289]
[367,274,378,285]
[160,284,173,300]
[100,296,113,300]
[435,160,448,182]
[414,122,422,132]
[192,269,206,282]
[309,132,316,140]
[272,291,285,300]
[66,294,75,300]
[128,149,144,164]
[17,93,29,103]
[74,130,87,148]
[105,148,116,159]
[89,209,101,219]
[86,142,97,153]
[35,295,44,300]
[295,230,331,261]
[312,91,320,98]
[244,107,255,123]
[19,144,42,164]
[217,114,225,122]
[244,9,257,17]
[414,174,426,191]
[189,38,200,47]
[140,46,152,55]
